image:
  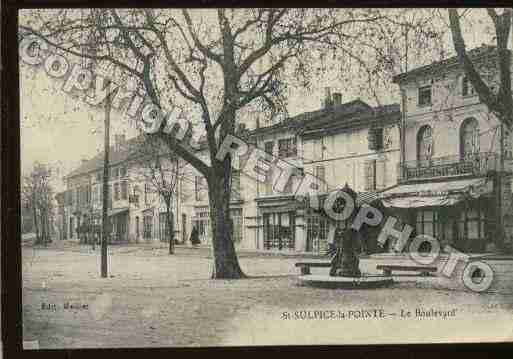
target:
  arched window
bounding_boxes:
[417,125,433,163]
[460,118,480,159]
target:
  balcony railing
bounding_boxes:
[398,152,503,183]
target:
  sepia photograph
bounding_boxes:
[13,7,513,349]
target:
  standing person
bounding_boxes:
[190,226,200,246]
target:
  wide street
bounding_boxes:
[22,242,513,348]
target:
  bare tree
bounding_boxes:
[21,162,55,245]
[448,9,512,127]
[20,9,438,278]
[133,136,189,254]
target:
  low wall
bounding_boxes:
[369,253,513,294]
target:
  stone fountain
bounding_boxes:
[299,184,394,289]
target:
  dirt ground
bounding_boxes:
[22,242,513,348]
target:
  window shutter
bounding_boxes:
[121,181,128,200]
[364,161,371,191]
[368,129,377,150]
[264,141,274,155]
[364,160,376,191]
[376,160,386,189]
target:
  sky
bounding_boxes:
[19,8,505,192]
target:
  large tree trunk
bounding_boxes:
[208,169,246,279]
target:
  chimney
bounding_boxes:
[324,87,332,108]
[332,92,342,106]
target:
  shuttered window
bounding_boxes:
[376,160,386,189]
[145,183,151,205]
[264,141,274,155]
[364,160,377,191]
[114,183,120,201]
[315,165,326,192]
[278,137,297,158]
[462,76,475,97]
[121,181,128,200]
[194,176,204,201]
[368,128,384,151]
[418,85,432,107]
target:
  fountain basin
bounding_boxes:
[299,274,394,289]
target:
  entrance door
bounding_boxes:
[263,212,295,250]
[159,212,172,242]
[306,214,329,254]
[143,215,153,240]
[196,212,210,243]
[116,213,128,242]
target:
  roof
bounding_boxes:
[392,45,504,84]
[248,99,400,138]
[301,103,400,139]
[64,129,210,180]
[64,136,142,180]
[66,100,398,180]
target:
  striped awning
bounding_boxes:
[379,177,493,208]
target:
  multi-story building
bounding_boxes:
[381,45,513,253]
[59,134,189,244]
[58,45,512,255]
[250,92,400,254]
[178,90,401,253]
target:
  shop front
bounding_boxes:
[256,195,304,252]
[380,177,496,253]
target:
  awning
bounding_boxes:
[299,189,380,212]
[379,177,493,208]
[108,207,129,217]
[314,190,379,207]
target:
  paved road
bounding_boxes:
[22,243,513,348]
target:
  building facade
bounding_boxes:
[248,95,401,254]
[58,135,189,245]
[175,93,401,253]
[381,45,513,253]
[59,46,511,255]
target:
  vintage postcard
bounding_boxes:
[17,7,513,348]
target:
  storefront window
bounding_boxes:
[407,200,492,253]
[193,211,210,243]
[306,213,329,253]
[416,210,437,238]
[143,215,153,240]
[263,211,296,250]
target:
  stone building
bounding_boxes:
[381,45,513,253]
[180,91,401,253]
[58,134,189,244]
